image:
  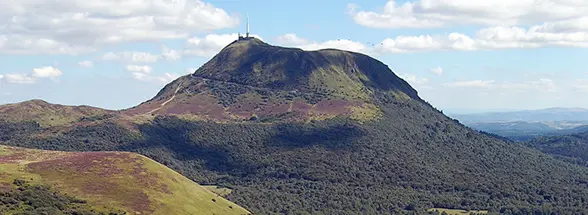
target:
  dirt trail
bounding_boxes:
[147,83,182,114]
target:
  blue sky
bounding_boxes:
[1,0,588,113]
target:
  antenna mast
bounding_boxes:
[246,13,250,38]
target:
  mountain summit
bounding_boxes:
[127,38,420,122]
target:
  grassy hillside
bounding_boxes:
[0,145,250,215]
[0,99,113,128]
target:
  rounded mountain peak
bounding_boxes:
[130,38,423,123]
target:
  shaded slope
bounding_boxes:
[126,38,419,122]
[0,145,250,215]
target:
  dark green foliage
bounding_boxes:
[3,97,588,214]
[0,179,125,215]
[526,131,588,167]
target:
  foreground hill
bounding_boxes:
[0,145,250,215]
[2,38,588,214]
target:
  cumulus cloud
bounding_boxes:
[78,60,93,68]
[32,66,62,78]
[0,66,63,85]
[275,33,370,54]
[2,74,37,84]
[276,29,588,56]
[276,34,309,45]
[399,73,429,85]
[124,65,178,83]
[359,25,588,54]
[0,0,239,55]
[430,66,443,75]
[348,1,588,28]
[162,45,182,61]
[345,1,588,51]
[183,33,263,57]
[102,52,159,63]
[125,65,153,74]
[132,72,180,83]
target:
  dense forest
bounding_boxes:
[526,131,588,167]
[3,96,588,215]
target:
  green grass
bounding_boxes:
[0,145,251,215]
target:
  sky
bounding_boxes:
[1,0,588,113]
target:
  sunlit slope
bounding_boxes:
[0,145,250,215]
[0,99,113,127]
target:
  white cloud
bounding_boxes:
[345,1,588,51]
[132,71,179,83]
[399,73,429,85]
[125,65,153,74]
[430,66,443,75]
[78,60,93,68]
[162,45,182,61]
[373,25,588,53]
[124,64,178,83]
[0,66,63,84]
[102,52,159,63]
[274,34,370,54]
[0,0,239,55]
[183,33,263,57]
[444,80,496,88]
[158,73,180,83]
[3,74,37,84]
[276,34,309,45]
[348,1,588,29]
[32,66,62,78]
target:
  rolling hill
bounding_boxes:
[0,99,113,128]
[526,131,588,167]
[2,38,588,214]
[0,145,250,215]
[450,108,588,123]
